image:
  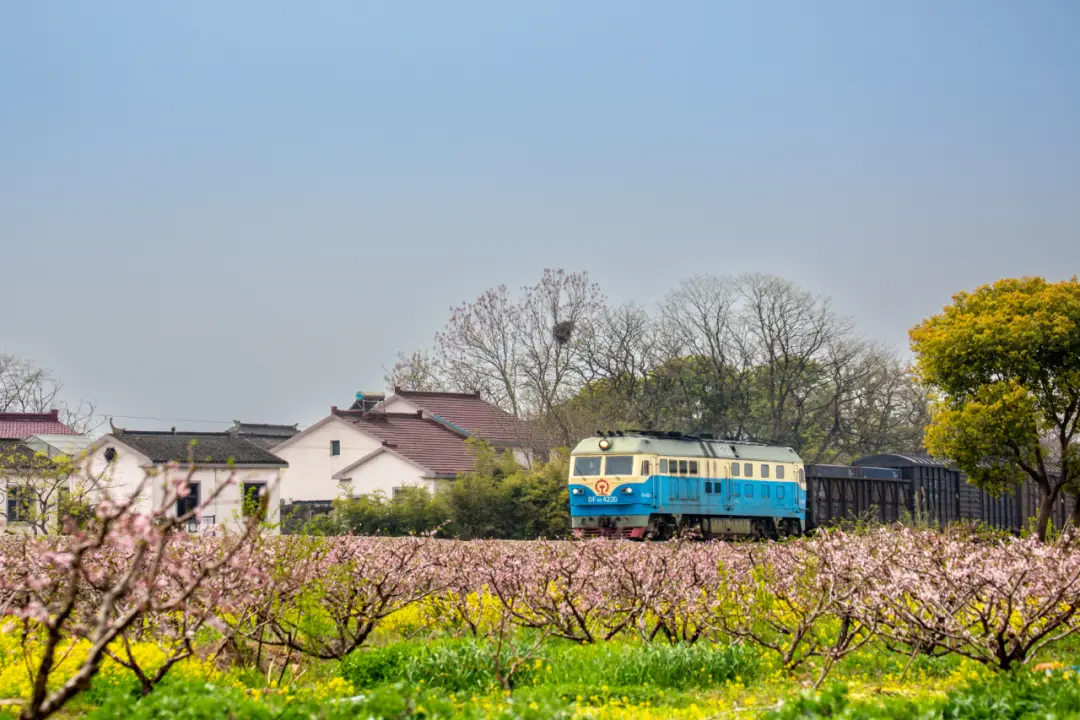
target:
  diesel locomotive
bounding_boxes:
[569,430,807,540]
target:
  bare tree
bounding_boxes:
[391,271,926,458]
[0,354,98,434]
[517,270,605,442]
[383,350,446,393]
[435,284,524,415]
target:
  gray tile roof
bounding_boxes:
[111,431,287,466]
[227,421,300,451]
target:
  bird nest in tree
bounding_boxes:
[553,320,575,345]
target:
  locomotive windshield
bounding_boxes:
[573,456,602,476]
[604,456,633,475]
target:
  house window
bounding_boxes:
[731,463,740,477]
[242,482,267,518]
[641,460,651,476]
[177,482,201,518]
[6,486,33,523]
[777,465,785,479]
[761,464,770,479]
[744,463,753,478]
[330,440,341,456]
[688,460,699,475]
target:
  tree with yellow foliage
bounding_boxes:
[910,277,1080,541]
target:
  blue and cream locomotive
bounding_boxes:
[569,430,806,539]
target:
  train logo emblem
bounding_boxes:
[594,479,610,496]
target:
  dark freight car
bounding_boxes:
[852,453,1074,533]
[805,464,909,529]
[854,454,962,526]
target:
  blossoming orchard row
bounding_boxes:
[2,471,1080,719]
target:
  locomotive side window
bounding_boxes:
[688,460,698,475]
[776,465,785,479]
[744,463,753,478]
[734,482,741,496]
[761,464,770,478]
[731,463,740,477]
[573,457,602,476]
[745,484,754,498]
[678,460,688,474]
[659,459,668,473]
[761,484,770,498]
[605,456,634,476]
[642,460,651,476]
[705,481,712,494]
[777,486,785,499]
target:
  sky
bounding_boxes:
[1,1,1079,433]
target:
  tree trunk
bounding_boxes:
[1035,485,1060,542]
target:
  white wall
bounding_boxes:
[177,467,282,533]
[339,450,430,497]
[78,441,282,534]
[82,441,154,515]
[273,417,382,502]
[380,396,419,414]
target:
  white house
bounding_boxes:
[80,429,287,534]
[271,407,482,503]
[1,411,83,535]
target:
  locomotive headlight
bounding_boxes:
[598,438,610,450]
[572,488,584,495]
[621,487,633,494]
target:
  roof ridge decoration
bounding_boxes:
[393,386,483,399]
[0,409,61,421]
[426,412,474,438]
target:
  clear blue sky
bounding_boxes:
[2,1,1078,431]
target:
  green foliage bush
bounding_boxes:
[766,670,1080,720]
[340,637,759,693]
[316,442,570,539]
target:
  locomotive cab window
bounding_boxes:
[731,463,740,477]
[776,465,785,479]
[688,460,698,475]
[744,463,753,478]
[605,456,634,476]
[761,464,770,479]
[659,459,668,473]
[573,457,602,476]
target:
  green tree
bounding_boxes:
[910,277,1080,540]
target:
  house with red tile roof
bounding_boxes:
[373,388,550,465]
[0,410,77,440]
[270,406,489,503]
